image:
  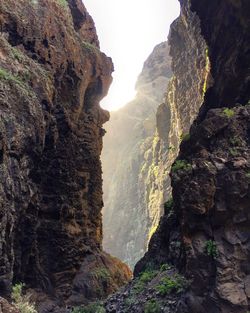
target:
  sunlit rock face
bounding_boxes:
[0,0,131,311]
[103,0,210,271]
[135,0,250,312]
[106,0,250,312]
[102,42,172,268]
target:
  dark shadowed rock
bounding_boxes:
[106,0,250,312]
[0,0,131,310]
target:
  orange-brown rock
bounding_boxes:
[0,0,131,310]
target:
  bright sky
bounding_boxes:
[83,0,180,111]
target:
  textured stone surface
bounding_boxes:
[0,0,131,310]
[0,297,19,313]
[107,0,250,312]
[102,42,172,268]
[135,0,210,272]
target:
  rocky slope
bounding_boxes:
[106,0,250,312]
[102,42,172,268]
[0,0,131,311]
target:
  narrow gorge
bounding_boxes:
[0,0,249,313]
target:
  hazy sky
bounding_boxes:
[83,0,180,111]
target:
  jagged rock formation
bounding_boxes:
[106,0,250,312]
[0,0,131,311]
[102,42,172,268]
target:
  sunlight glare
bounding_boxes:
[83,0,180,111]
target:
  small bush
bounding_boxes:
[229,136,242,146]
[72,303,105,313]
[12,283,38,313]
[160,264,171,272]
[133,270,157,293]
[140,270,157,283]
[156,274,187,296]
[172,160,192,173]
[205,240,218,258]
[93,267,111,282]
[11,47,25,62]
[223,108,234,118]
[164,198,173,213]
[180,133,190,142]
[167,145,175,152]
[0,67,25,86]
[144,300,161,313]
[124,296,135,307]
[229,148,238,156]
[57,0,68,7]
[133,279,145,293]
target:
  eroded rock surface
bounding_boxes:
[107,0,250,312]
[0,0,131,310]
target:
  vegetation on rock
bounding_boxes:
[11,284,37,313]
[205,240,218,258]
[172,160,192,173]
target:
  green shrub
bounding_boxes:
[57,0,68,7]
[180,133,190,142]
[140,270,157,283]
[11,47,25,62]
[133,270,157,293]
[133,279,145,293]
[164,198,173,213]
[172,160,192,173]
[156,274,187,296]
[81,41,99,54]
[229,136,242,146]
[124,296,135,307]
[0,67,25,86]
[12,283,38,313]
[144,300,161,313]
[229,148,238,156]
[72,303,105,313]
[93,267,111,282]
[223,108,234,118]
[160,263,171,272]
[205,240,218,258]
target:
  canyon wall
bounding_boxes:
[103,0,211,270]
[102,42,172,268]
[0,0,131,311]
[106,0,250,312]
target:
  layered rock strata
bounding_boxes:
[0,0,131,310]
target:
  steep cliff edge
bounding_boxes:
[102,42,172,268]
[106,1,250,312]
[0,0,131,311]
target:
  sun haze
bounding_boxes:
[83,0,180,111]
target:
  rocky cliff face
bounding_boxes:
[106,0,250,312]
[102,42,172,268]
[0,0,131,311]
